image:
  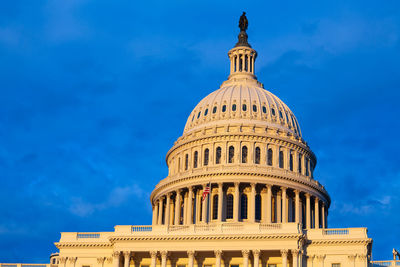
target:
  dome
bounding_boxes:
[184,83,302,137]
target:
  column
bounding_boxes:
[113,252,120,267]
[281,250,288,267]
[234,182,240,222]
[261,187,267,222]
[348,255,356,267]
[152,204,157,225]
[249,183,256,222]
[293,151,299,173]
[295,190,300,224]
[306,193,311,229]
[266,185,272,223]
[165,193,171,225]
[317,255,325,267]
[299,251,303,267]
[202,184,207,223]
[242,250,249,267]
[183,191,188,224]
[69,257,77,267]
[158,197,163,225]
[161,251,168,267]
[150,252,157,267]
[174,190,181,225]
[292,250,299,267]
[97,257,105,267]
[253,250,260,267]
[188,251,195,267]
[123,252,131,267]
[277,191,282,223]
[307,255,314,267]
[195,189,201,223]
[322,203,326,228]
[218,183,223,222]
[187,187,193,224]
[282,187,287,223]
[215,250,223,267]
[315,197,320,229]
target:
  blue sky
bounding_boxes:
[0,0,399,262]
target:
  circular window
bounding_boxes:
[232,104,237,111]
[222,105,227,112]
[212,106,217,113]
[242,104,247,111]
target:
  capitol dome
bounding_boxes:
[150,16,330,229]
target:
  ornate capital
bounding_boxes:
[68,257,77,264]
[123,251,131,258]
[160,251,168,258]
[280,249,288,257]
[106,257,113,264]
[234,182,240,187]
[187,250,196,258]
[214,250,223,258]
[348,255,356,261]
[97,257,105,264]
[357,254,367,260]
[59,257,67,264]
[253,250,260,257]
[250,183,256,189]
[242,250,250,258]
[112,251,121,258]
[292,249,300,257]
[150,251,158,258]
[316,255,326,261]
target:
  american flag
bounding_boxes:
[202,184,210,202]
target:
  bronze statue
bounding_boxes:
[239,12,248,32]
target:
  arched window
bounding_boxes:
[255,147,260,164]
[213,106,217,113]
[197,111,201,119]
[178,157,181,171]
[253,105,257,112]
[267,148,273,166]
[240,193,248,220]
[185,154,189,170]
[255,194,261,221]
[226,194,234,219]
[245,55,248,71]
[222,105,227,112]
[232,104,237,111]
[193,151,198,168]
[215,147,221,164]
[279,150,284,168]
[242,104,247,111]
[306,157,309,176]
[241,146,248,163]
[204,148,209,166]
[204,109,208,116]
[298,154,302,173]
[228,146,234,163]
[289,153,293,171]
[213,194,218,220]
[271,108,276,116]
[262,106,267,113]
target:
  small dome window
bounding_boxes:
[197,111,201,119]
[242,104,247,111]
[271,108,276,116]
[222,105,227,112]
[204,109,208,116]
[192,115,195,121]
[262,106,267,113]
[253,105,257,112]
[212,106,217,113]
[279,111,283,118]
[232,104,237,111]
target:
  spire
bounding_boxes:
[223,12,259,86]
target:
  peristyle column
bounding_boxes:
[161,251,168,267]
[165,193,171,225]
[249,183,256,222]
[158,197,164,225]
[123,252,131,267]
[187,251,195,267]
[234,182,240,222]
[242,250,249,267]
[202,184,207,223]
[266,184,272,223]
[150,251,157,267]
[174,190,181,225]
[218,183,223,222]
[281,250,288,267]
[253,250,260,267]
[281,187,287,223]
[187,187,193,224]
[292,250,299,267]
[215,250,223,267]
[315,197,320,229]
[306,193,311,228]
[113,252,120,267]
[295,190,300,224]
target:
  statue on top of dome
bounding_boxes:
[239,12,248,32]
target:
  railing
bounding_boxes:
[221,223,244,231]
[77,233,100,238]
[132,226,152,232]
[0,264,49,267]
[259,223,282,230]
[371,261,400,267]
[168,225,190,231]
[323,229,349,235]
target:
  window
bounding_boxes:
[253,105,257,112]
[289,153,293,171]
[191,115,195,121]
[242,104,247,111]
[142,265,150,267]
[222,105,227,112]
[177,265,185,267]
[241,146,248,163]
[279,111,283,118]
[193,151,198,168]
[204,109,208,116]
[298,154,302,173]
[279,150,284,168]
[197,111,201,118]
[228,146,234,163]
[232,104,236,111]
[215,147,221,164]
[255,194,261,220]
[226,194,234,219]
[268,265,277,267]
[213,195,218,220]
[204,148,209,166]
[262,106,267,113]
[267,148,273,166]
[271,108,276,116]
[240,193,248,219]
[306,157,309,176]
[213,106,217,113]
[332,264,341,267]
[245,55,248,71]
[255,147,260,164]
[185,154,189,170]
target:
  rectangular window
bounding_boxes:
[204,265,212,267]
[332,264,341,267]
[142,265,150,267]
[177,265,185,267]
[231,265,239,267]
[268,265,277,267]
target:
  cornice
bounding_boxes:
[54,242,112,248]
[307,238,372,245]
